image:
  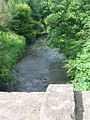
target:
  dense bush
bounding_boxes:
[28,0,41,20]
[66,39,90,91]
[10,3,35,41]
[46,0,90,90]
[40,1,50,25]
[8,1,44,42]
[0,32,26,83]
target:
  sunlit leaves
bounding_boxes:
[46,0,90,90]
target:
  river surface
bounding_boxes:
[9,35,68,92]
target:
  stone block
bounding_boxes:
[40,84,75,120]
[0,92,45,120]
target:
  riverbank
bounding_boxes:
[0,32,26,91]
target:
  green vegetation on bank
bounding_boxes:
[0,0,90,91]
[0,0,44,88]
[45,0,90,90]
[0,32,26,86]
[8,1,44,42]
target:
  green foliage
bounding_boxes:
[27,0,48,32]
[11,3,35,41]
[0,0,11,30]
[0,0,45,89]
[0,31,26,82]
[66,38,90,91]
[8,1,44,42]
[28,0,41,20]
[46,0,90,90]
[40,2,50,20]
[8,0,28,11]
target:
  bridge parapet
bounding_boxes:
[0,84,90,120]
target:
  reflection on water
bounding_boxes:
[9,35,68,92]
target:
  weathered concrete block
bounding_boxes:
[0,92,45,120]
[75,91,90,120]
[40,84,75,120]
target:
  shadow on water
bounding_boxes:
[74,92,84,120]
[2,35,68,92]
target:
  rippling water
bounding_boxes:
[9,35,68,92]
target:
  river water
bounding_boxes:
[9,35,68,92]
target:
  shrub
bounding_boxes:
[46,0,90,90]
[9,3,35,42]
[0,31,26,82]
[8,2,44,42]
[40,2,50,23]
[28,0,41,20]
[66,38,90,91]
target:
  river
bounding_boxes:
[8,35,68,92]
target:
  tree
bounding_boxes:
[28,0,41,20]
